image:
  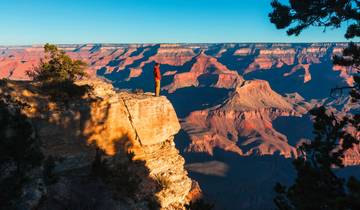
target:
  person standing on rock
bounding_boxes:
[153,63,162,96]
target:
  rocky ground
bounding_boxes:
[0,79,200,210]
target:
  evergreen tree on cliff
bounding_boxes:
[27,44,90,99]
[27,43,87,83]
[269,1,360,209]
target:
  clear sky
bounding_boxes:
[0,0,356,45]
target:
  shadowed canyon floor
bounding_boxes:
[1,43,359,210]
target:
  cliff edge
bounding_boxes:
[0,79,199,210]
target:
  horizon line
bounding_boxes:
[0,41,355,47]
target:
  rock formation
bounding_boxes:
[182,80,303,158]
[147,44,196,66]
[244,48,296,74]
[0,79,198,210]
[164,52,244,93]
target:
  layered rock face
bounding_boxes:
[148,44,196,66]
[0,79,196,210]
[0,47,43,80]
[183,80,303,157]
[164,52,244,93]
[244,47,297,74]
[1,43,352,89]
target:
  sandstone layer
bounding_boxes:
[0,79,196,210]
[183,80,303,158]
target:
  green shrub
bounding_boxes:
[26,44,91,99]
[27,43,87,83]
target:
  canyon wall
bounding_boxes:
[183,80,304,158]
[0,43,354,87]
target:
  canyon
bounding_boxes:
[1,43,359,210]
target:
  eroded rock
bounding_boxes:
[0,79,196,210]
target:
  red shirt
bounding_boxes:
[154,66,161,80]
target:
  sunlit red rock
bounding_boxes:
[148,44,196,66]
[285,64,311,83]
[164,52,244,93]
[0,79,194,209]
[182,80,302,158]
[234,48,253,56]
[244,47,296,73]
[0,43,354,87]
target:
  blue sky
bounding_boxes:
[0,0,355,45]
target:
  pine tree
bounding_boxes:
[27,44,91,99]
[269,1,360,209]
[27,43,87,83]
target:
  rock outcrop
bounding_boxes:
[182,80,302,157]
[147,44,196,66]
[0,79,197,210]
[244,48,296,74]
[164,52,244,93]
